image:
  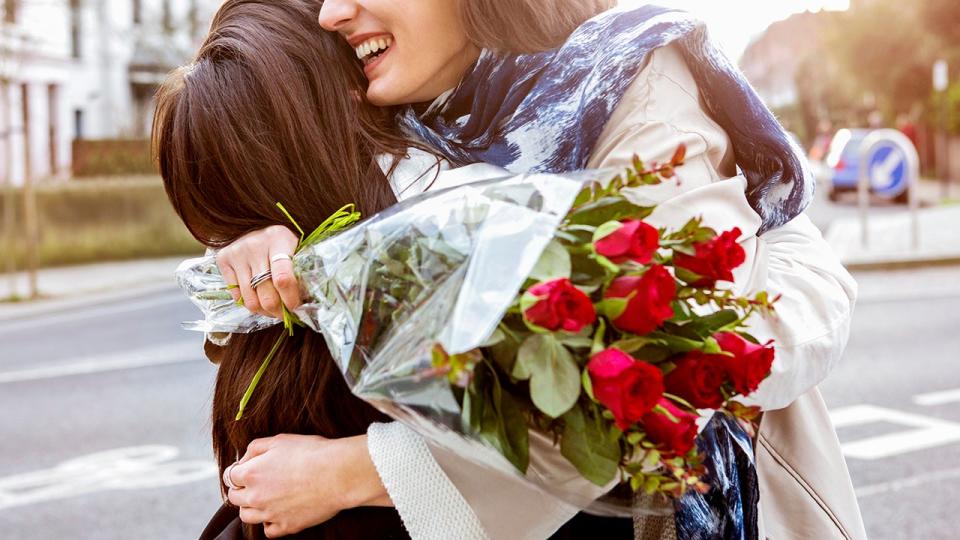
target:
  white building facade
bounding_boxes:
[1,0,220,185]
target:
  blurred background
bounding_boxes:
[1,1,958,538]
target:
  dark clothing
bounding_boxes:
[199,503,409,540]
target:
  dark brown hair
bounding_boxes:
[460,0,616,53]
[152,1,412,537]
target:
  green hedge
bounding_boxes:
[72,139,157,177]
[1,177,203,269]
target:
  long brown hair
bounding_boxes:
[152,1,412,537]
[460,0,616,53]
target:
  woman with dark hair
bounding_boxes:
[152,0,420,537]
[214,1,865,539]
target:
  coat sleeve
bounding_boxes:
[587,43,857,411]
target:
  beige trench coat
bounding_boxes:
[368,42,867,540]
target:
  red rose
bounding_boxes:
[641,398,699,456]
[664,351,728,409]
[715,332,775,396]
[674,228,746,287]
[603,265,676,335]
[588,349,665,431]
[594,220,660,265]
[522,278,596,333]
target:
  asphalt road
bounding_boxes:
[1,242,958,538]
[0,289,222,539]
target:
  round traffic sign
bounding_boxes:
[866,143,909,197]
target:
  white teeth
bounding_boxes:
[354,36,393,61]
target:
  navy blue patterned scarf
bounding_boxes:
[400,4,814,234]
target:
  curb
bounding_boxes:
[0,282,182,322]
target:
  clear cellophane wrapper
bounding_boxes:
[177,171,681,517]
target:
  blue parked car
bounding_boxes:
[825,129,909,203]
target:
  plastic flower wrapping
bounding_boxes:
[176,151,779,517]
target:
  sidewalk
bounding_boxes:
[0,257,193,320]
[824,203,960,269]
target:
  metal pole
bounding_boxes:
[1,79,16,298]
[942,91,951,201]
[858,144,871,250]
[21,82,38,299]
[858,130,922,252]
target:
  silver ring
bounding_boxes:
[250,270,272,289]
[223,462,242,490]
[270,253,293,264]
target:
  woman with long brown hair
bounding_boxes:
[152,0,419,537]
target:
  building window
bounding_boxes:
[132,0,141,25]
[69,0,82,59]
[3,0,18,24]
[162,0,172,32]
[74,109,84,140]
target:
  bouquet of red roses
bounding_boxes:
[427,148,778,500]
[178,146,778,513]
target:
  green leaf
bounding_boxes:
[464,365,530,473]
[689,309,740,336]
[642,449,662,471]
[674,266,703,284]
[702,336,722,354]
[598,296,630,321]
[610,336,667,354]
[529,240,572,282]
[643,475,661,494]
[582,368,596,402]
[561,406,621,486]
[647,332,703,353]
[592,220,624,244]
[591,318,607,356]
[481,328,506,348]
[516,335,581,418]
[568,197,652,227]
[560,335,594,349]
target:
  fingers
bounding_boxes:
[269,251,302,311]
[238,506,270,525]
[264,522,291,538]
[216,254,242,304]
[240,437,275,464]
[236,264,263,315]
[255,280,284,319]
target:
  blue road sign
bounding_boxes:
[866,143,908,197]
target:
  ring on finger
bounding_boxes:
[223,462,243,490]
[250,270,273,290]
[270,253,293,264]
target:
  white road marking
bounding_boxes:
[855,465,960,499]
[830,405,960,460]
[0,446,217,510]
[0,293,186,334]
[914,388,960,407]
[0,342,202,384]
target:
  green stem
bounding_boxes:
[236,332,287,420]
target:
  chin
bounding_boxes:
[365,85,402,108]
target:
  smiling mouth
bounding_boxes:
[354,36,394,66]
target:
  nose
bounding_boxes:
[318,0,358,32]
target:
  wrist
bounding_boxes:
[338,434,393,510]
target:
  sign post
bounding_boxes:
[934,60,950,200]
[858,130,920,250]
